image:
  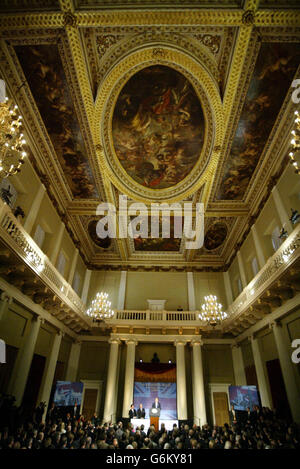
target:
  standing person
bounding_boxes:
[137,403,145,419]
[229,404,238,425]
[73,401,80,420]
[152,397,161,410]
[129,404,137,419]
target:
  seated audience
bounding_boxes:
[0,393,299,450]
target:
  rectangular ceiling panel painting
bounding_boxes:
[218,42,300,201]
[14,44,98,199]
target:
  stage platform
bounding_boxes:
[130,418,178,432]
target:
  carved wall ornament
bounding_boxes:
[192,33,221,55]
[63,12,77,28]
[242,10,256,26]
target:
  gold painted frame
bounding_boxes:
[94,45,224,203]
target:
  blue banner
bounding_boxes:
[133,382,177,419]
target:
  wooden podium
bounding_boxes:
[149,408,160,431]
[150,416,159,432]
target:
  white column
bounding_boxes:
[103,338,121,423]
[38,331,63,420]
[68,248,79,285]
[81,269,91,305]
[8,316,43,406]
[49,221,64,265]
[223,271,233,306]
[0,292,12,322]
[175,339,187,420]
[250,336,272,408]
[271,322,300,423]
[65,341,81,382]
[23,183,46,234]
[237,251,247,289]
[191,339,207,426]
[117,271,127,310]
[232,344,247,385]
[122,339,137,417]
[251,224,266,270]
[187,272,196,311]
[271,186,293,232]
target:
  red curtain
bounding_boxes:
[134,362,176,382]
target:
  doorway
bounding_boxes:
[213,392,229,426]
[266,358,292,420]
[82,388,98,419]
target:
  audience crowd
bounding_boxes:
[0,394,299,450]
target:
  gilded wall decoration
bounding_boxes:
[217,42,300,200]
[192,34,222,56]
[0,0,59,11]
[14,44,98,199]
[75,0,243,7]
[112,65,205,190]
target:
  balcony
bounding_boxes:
[104,224,300,335]
[0,198,299,337]
[0,200,89,332]
[223,222,300,335]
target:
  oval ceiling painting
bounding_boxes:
[204,222,228,251]
[112,65,205,189]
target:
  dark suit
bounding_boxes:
[137,407,145,419]
[152,401,161,409]
[129,408,137,419]
[229,409,238,424]
[243,410,253,424]
[73,405,80,419]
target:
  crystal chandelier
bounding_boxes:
[0,80,27,178]
[86,292,114,322]
[288,109,300,175]
[198,295,227,326]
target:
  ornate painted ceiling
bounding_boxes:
[0,0,299,271]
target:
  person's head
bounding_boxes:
[231,404,234,410]
[130,403,134,409]
[247,407,250,412]
[209,440,215,449]
[224,440,232,449]
[155,397,158,403]
[139,403,143,409]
